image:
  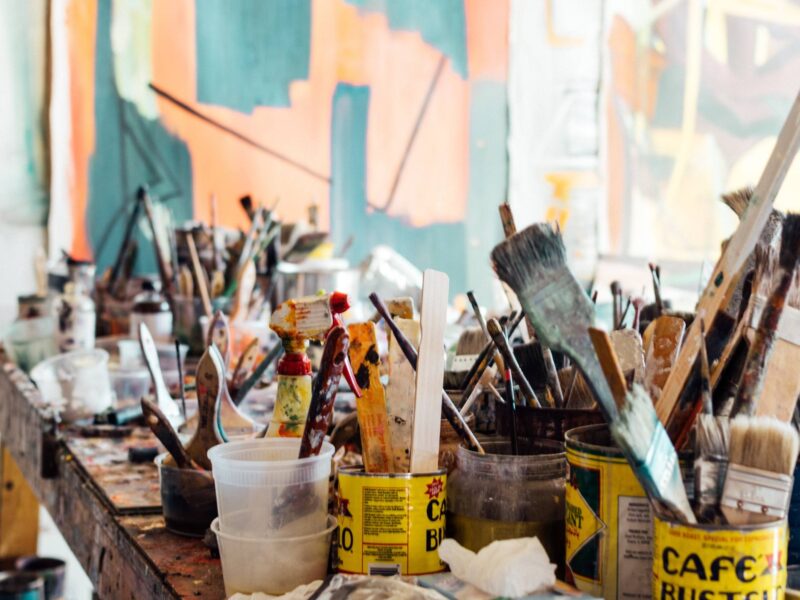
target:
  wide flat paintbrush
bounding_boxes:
[721,415,800,525]
[589,328,695,523]
[491,224,615,418]
[731,213,800,417]
[370,293,484,454]
[658,91,800,428]
[497,203,564,406]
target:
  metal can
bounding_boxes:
[337,467,446,576]
[652,515,787,598]
[565,424,651,600]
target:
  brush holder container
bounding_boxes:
[447,439,566,575]
[156,454,217,537]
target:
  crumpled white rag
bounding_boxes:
[438,536,556,598]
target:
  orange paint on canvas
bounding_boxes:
[67,0,97,260]
[465,0,508,80]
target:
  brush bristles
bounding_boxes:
[779,213,800,271]
[721,187,754,219]
[729,415,800,476]
[491,223,566,294]
[611,384,657,458]
[753,243,778,298]
[456,327,487,356]
[695,414,729,458]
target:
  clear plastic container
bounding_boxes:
[30,349,113,421]
[211,515,336,597]
[3,317,57,373]
[447,440,566,573]
[208,439,333,538]
[156,454,217,537]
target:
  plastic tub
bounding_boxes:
[30,349,113,421]
[14,558,64,600]
[208,439,333,538]
[156,454,217,537]
[211,515,336,597]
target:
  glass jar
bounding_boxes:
[447,440,566,571]
[129,280,173,342]
[54,282,96,352]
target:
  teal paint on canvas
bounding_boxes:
[87,0,193,275]
[330,83,469,296]
[195,0,311,112]
[347,0,467,78]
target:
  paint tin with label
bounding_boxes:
[337,467,446,576]
[565,424,652,600]
[652,515,787,599]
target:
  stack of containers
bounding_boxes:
[208,438,337,597]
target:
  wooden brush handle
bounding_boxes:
[185,347,224,469]
[487,318,542,408]
[588,327,628,409]
[141,397,194,470]
[232,337,260,390]
[462,311,524,397]
[139,187,174,298]
[206,310,231,367]
[186,231,212,318]
[299,326,349,459]
[369,293,484,454]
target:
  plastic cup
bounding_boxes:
[208,439,333,538]
[30,349,113,421]
[211,515,335,597]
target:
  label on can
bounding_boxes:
[566,438,651,600]
[338,469,446,576]
[652,517,787,599]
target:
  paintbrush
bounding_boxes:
[186,231,212,318]
[461,312,524,403]
[230,337,259,397]
[141,397,207,472]
[657,91,800,429]
[466,290,506,373]
[185,347,225,469]
[369,292,484,454]
[491,224,615,417]
[589,327,695,522]
[299,326,349,458]
[504,368,519,455]
[139,323,184,429]
[239,195,256,222]
[731,213,800,417]
[139,186,175,300]
[174,339,187,419]
[611,281,622,326]
[487,318,543,408]
[721,415,800,525]
[611,384,697,523]
[649,263,664,317]
[693,320,729,523]
[210,193,219,270]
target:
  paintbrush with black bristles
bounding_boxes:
[491,223,615,417]
[731,213,800,418]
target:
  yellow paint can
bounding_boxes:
[337,467,447,576]
[565,424,652,599]
[652,515,787,599]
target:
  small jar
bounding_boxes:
[447,440,566,572]
[54,282,96,352]
[129,280,173,342]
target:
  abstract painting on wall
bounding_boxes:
[50,0,510,297]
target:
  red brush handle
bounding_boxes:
[298,326,350,458]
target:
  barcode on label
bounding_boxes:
[368,563,401,577]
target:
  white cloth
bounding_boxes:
[438,537,556,598]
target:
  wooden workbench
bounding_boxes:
[0,361,226,599]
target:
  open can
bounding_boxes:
[652,515,787,598]
[337,467,446,576]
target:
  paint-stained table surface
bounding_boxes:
[0,360,226,600]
